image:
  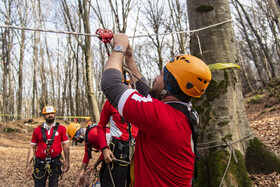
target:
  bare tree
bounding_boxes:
[16,0,28,120]
[188,0,280,186]
[61,0,100,122]
[140,0,166,71]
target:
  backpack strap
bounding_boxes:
[167,103,200,182]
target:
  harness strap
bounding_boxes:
[167,103,200,182]
[41,123,60,157]
[41,123,60,145]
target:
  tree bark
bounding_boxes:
[187,0,253,186]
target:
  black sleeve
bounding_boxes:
[134,77,150,97]
[101,69,130,108]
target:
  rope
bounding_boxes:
[197,133,253,186]
[113,158,130,165]
[0,24,97,37]
[0,19,233,39]
[107,163,116,187]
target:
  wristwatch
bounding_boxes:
[113,45,126,55]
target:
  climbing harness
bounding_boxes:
[85,123,99,159]
[33,123,63,180]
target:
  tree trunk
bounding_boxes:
[61,0,100,122]
[235,0,276,79]
[80,0,100,123]
[17,1,27,120]
[232,1,267,85]
[32,32,39,117]
[187,0,280,186]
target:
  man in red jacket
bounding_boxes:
[100,34,211,186]
[26,106,70,187]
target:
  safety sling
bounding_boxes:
[167,103,200,183]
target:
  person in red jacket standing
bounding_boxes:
[97,78,138,187]
[26,106,70,187]
[100,33,212,186]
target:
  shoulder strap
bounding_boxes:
[41,123,60,146]
[49,123,60,145]
[167,102,200,181]
[41,125,47,143]
[121,116,133,141]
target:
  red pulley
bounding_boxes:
[96,29,113,44]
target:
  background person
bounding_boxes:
[100,33,211,186]
[66,122,110,186]
[97,86,138,187]
[26,105,70,187]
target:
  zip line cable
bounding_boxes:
[0,19,233,38]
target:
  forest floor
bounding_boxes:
[0,80,279,186]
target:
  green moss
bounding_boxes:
[208,150,228,186]
[205,70,230,102]
[196,5,215,13]
[218,120,230,127]
[248,94,263,104]
[245,137,280,174]
[222,134,233,142]
[194,158,209,187]
[229,150,252,186]
[195,149,251,186]
[3,128,20,133]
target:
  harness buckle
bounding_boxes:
[45,156,51,164]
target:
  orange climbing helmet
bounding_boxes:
[165,54,211,97]
[42,106,56,115]
[66,123,82,139]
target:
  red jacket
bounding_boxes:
[31,122,69,159]
[118,90,195,187]
[83,126,110,164]
[97,100,138,150]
